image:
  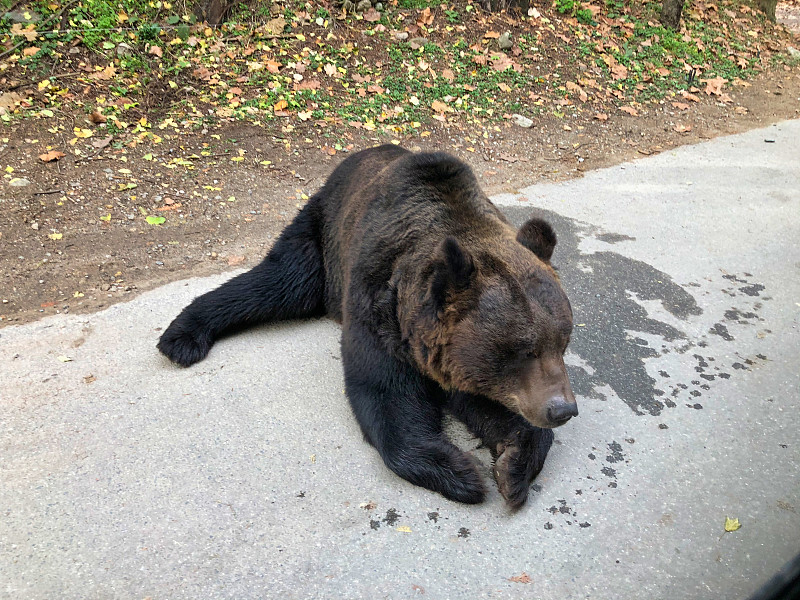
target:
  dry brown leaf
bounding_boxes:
[295,78,321,91]
[620,106,638,116]
[702,76,726,96]
[148,44,163,57]
[671,102,690,110]
[39,150,66,162]
[594,112,609,121]
[484,31,501,39]
[442,69,455,83]
[674,123,692,133]
[23,46,40,57]
[264,17,286,36]
[89,110,107,124]
[92,135,112,149]
[611,63,628,80]
[227,255,246,266]
[509,572,532,584]
[431,99,453,113]
[364,8,381,22]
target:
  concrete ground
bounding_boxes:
[1,121,798,600]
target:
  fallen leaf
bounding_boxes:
[227,255,245,266]
[273,99,288,112]
[295,78,321,91]
[619,106,638,116]
[671,102,690,110]
[703,76,726,96]
[83,374,96,384]
[442,69,455,83]
[431,99,453,113]
[364,8,381,22]
[359,501,377,510]
[11,23,37,42]
[509,572,532,584]
[92,135,112,149]
[23,46,40,57]
[611,64,629,80]
[396,525,412,533]
[39,150,65,162]
[484,31,501,39]
[57,355,72,362]
[724,517,741,532]
[594,112,609,121]
[89,110,107,124]
[148,45,163,58]
[264,17,286,36]
[674,123,692,133]
[48,232,63,240]
[146,216,166,225]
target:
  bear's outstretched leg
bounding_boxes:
[157,199,326,367]
[447,392,554,509]
[342,322,486,504]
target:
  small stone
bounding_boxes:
[787,46,800,58]
[511,114,533,128]
[4,9,41,23]
[408,37,428,49]
[375,2,383,10]
[497,31,513,50]
[116,42,133,57]
[31,222,39,230]
[9,178,31,187]
[356,0,372,12]
[393,31,409,41]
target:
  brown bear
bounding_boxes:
[157,145,577,507]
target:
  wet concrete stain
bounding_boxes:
[709,323,734,341]
[427,511,439,523]
[383,508,400,526]
[606,441,624,464]
[601,467,617,479]
[544,522,554,530]
[596,232,636,244]
[457,527,470,538]
[370,519,380,530]
[505,207,702,417]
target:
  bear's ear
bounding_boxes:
[517,217,557,262]
[430,237,475,306]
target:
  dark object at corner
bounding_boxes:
[748,552,800,600]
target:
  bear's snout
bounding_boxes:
[546,397,579,426]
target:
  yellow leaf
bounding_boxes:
[117,11,128,23]
[100,214,111,221]
[73,291,84,298]
[724,517,741,532]
[48,232,63,240]
[274,99,288,112]
[57,355,72,362]
[396,526,412,533]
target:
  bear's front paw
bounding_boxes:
[157,318,212,367]
[493,428,554,509]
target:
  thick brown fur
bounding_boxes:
[158,145,576,506]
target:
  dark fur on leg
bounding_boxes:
[157,198,326,366]
[447,391,554,508]
[342,322,486,504]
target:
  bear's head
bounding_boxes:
[416,217,577,429]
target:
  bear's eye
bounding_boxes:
[526,349,538,360]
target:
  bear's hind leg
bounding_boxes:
[447,392,554,509]
[342,323,486,504]
[158,199,325,367]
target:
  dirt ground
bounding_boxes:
[1,66,799,327]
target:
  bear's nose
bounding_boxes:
[547,399,579,425]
